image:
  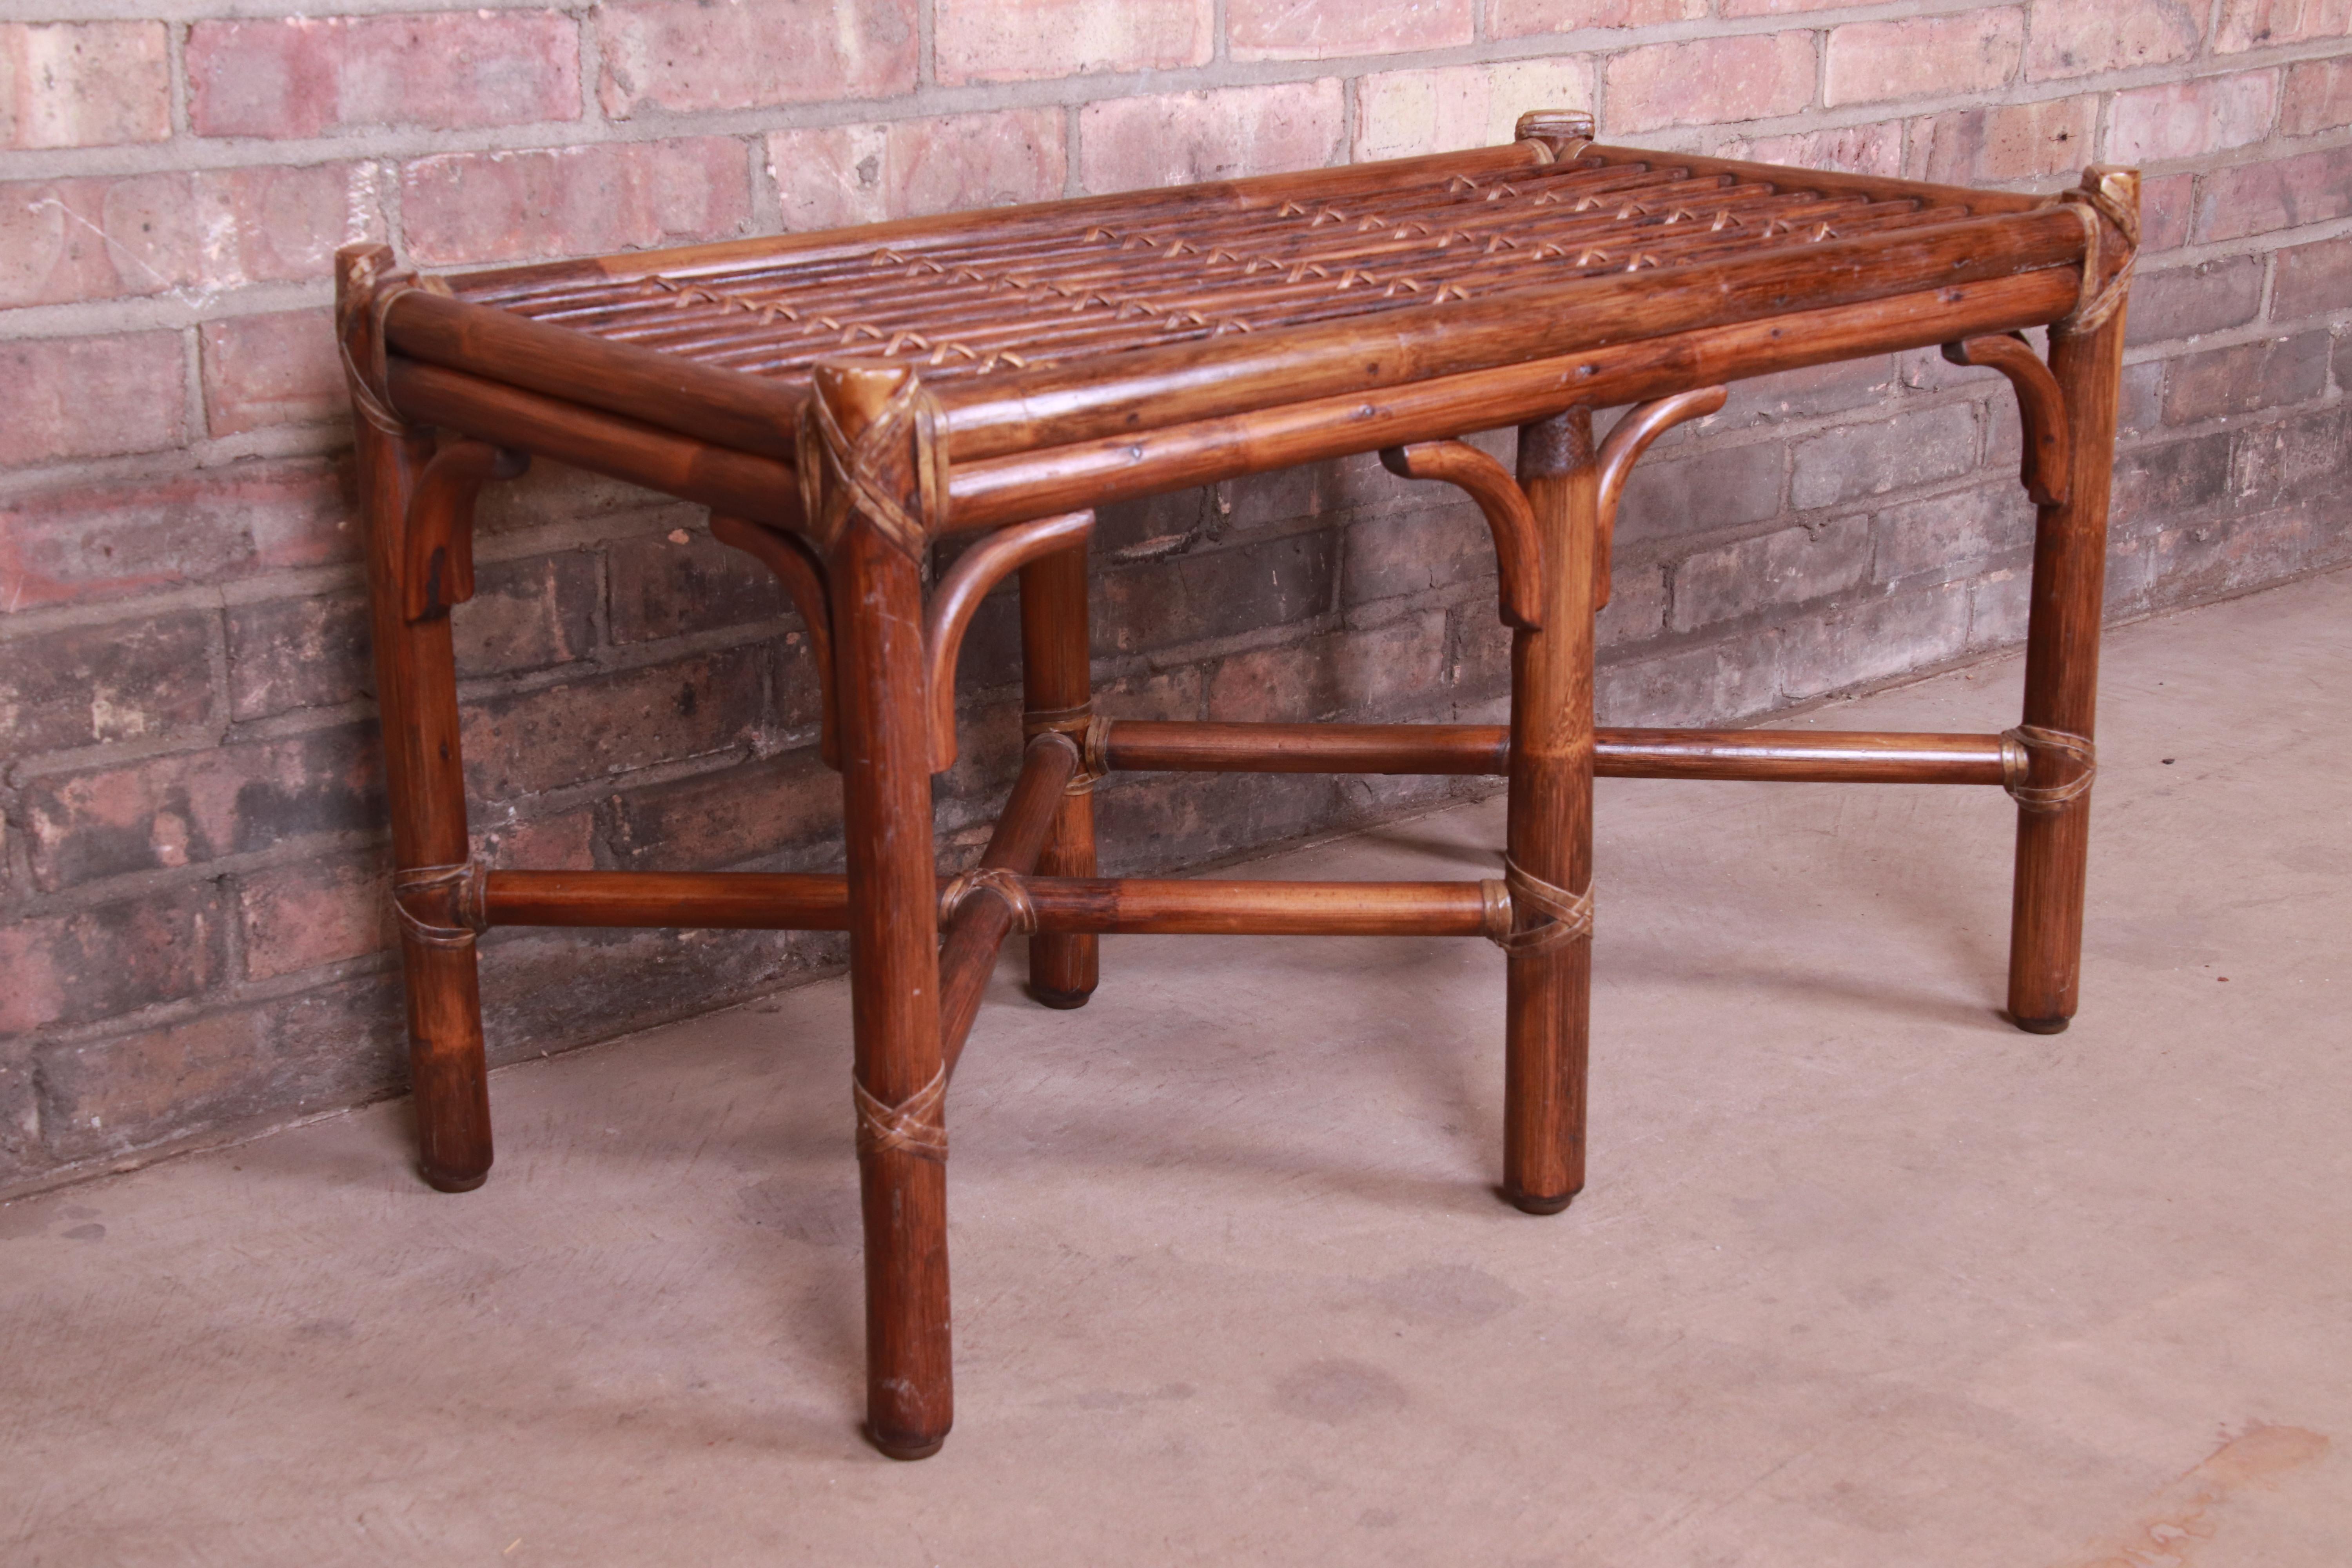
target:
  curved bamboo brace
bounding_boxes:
[1377,441,1544,628]
[710,512,840,769]
[924,510,1094,769]
[1942,333,2071,505]
[403,440,528,621]
[1594,386,1726,609]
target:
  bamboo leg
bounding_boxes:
[2007,300,2126,1032]
[1502,407,1597,1214]
[343,247,492,1195]
[1019,542,1100,1009]
[812,367,954,1461]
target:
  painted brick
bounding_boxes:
[2025,0,2202,82]
[401,138,751,268]
[0,332,186,470]
[1826,11,2024,107]
[34,1006,270,1161]
[1229,0,1472,60]
[2108,73,2280,165]
[200,309,341,437]
[934,0,1210,86]
[0,461,350,613]
[1353,60,1592,163]
[1722,122,1904,178]
[600,750,841,872]
[0,21,169,150]
[609,528,786,644]
[1603,34,1815,134]
[186,12,579,138]
[1205,611,1450,721]
[0,884,227,1040]
[238,856,388,980]
[2216,0,2352,53]
[2162,332,2332,424]
[0,610,215,755]
[2281,57,2352,136]
[2271,237,2352,323]
[23,725,382,893]
[2139,173,2195,254]
[2230,406,2348,510]
[766,109,1066,234]
[1789,405,1978,512]
[1775,580,1972,702]
[1671,516,1870,631]
[1906,97,2096,184]
[1869,483,2030,586]
[454,552,600,679]
[598,0,914,118]
[1098,530,1337,654]
[1490,0,1704,36]
[1079,82,1346,194]
[461,648,763,800]
[1613,441,1784,544]
[2125,256,2266,348]
[226,591,368,721]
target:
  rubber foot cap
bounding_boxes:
[2011,1014,2071,1035]
[867,1426,947,1461]
[421,1165,490,1194]
[1028,983,1095,1011]
[1503,1187,1577,1215]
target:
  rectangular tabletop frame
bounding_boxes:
[339,113,2138,1459]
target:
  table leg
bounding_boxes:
[1503,407,1597,1213]
[2007,308,2125,1033]
[1020,542,1100,1009]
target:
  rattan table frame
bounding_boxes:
[340,111,2137,1459]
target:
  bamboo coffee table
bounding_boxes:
[340,112,2136,1458]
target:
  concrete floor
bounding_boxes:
[5,570,2349,1566]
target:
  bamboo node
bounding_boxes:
[940,866,1037,934]
[390,859,488,949]
[1486,856,1593,955]
[2003,725,2096,812]
[854,1065,947,1163]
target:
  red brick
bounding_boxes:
[2192,145,2352,243]
[0,174,195,310]
[1867,483,2027,586]
[1491,0,1703,36]
[1603,34,1815,134]
[1775,579,1972,702]
[455,552,599,678]
[1905,97,2096,185]
[2153,505,2344,604]
[2272,237,2352,323]
[462,648,763,800]
[225,591,368,721]
[401,138,752,267]
[239,856,389,980]
[1672,515,1870,630]
[1613,441,1784,543]
[23,725,382,893]
[2229,405,2347,510]
[934,0,1209,85]
[2124,255,2265,347]
[477,806,595,872]
[0,461,349,612]
[2216,0,2352,53]
[1790,405,1979,512]
[600,750,841,871]
[0,884,227,1039]
[2108,72,2279,165]
[1100,530,1336,654]
[2281,57,2352,136]
[1229,0,1472,61]
[1722,122,1903,179]
[34,1007,270,1160]
[200,309,341,437]
[1207,611,1449,721]
[766,109,1067,233]
[1079,82,1345,194]
[193,163,388,288]
[2139,173,2195,253]
[0,332,185,470]
[2026,0,2201,82]
[599,0,913,117]
[1341,501,1491,609]
[0,610,216,755]
[1826,10,2024,108]
[1355,60,1592,163]
[186,11,579,139]
[2113,432,2232,521]
[0,21,169,150]
[1720,0,1858,13]
[2162,332,2331,424]
[608,528,785,644]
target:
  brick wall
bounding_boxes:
[2,1,2347,1192]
